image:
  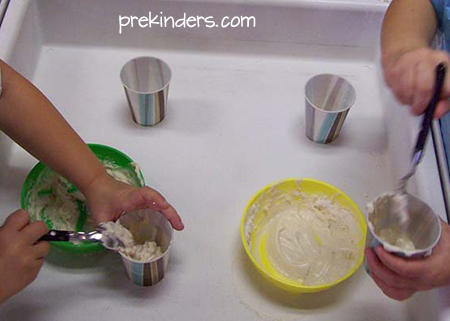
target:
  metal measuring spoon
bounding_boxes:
[393,63,446,225]
[39,228,125,250]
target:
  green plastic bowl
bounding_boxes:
[21,143,145,254]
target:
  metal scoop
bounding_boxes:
[393,63,446,226]
[39,227,125,250]
[367,193,442,257]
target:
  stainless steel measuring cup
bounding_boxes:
[118,209,173,286]
[367,193,442,258]
[305,74,356,144]
[120,56,171,126]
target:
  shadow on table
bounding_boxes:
[0,300,53,321]
[113,98,218,135]
[292,113,388,155]
[93,253,171,300]
[44,247,112,269]
[45,245,176,300]
[0,269,168,321]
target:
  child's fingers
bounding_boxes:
[375,246,426,278]
[434,51,450,97]
[159,205,184,231]
[434,99,450,119]
[141,186,169,209]
[397,65,416,106]
[125,187,184,230]
[442,71,450,99]
[22,221,49,244]
[93,212,115,225]
[365,248,417,289]
[1,209,30,231]
[413,58,450,116]
[412,61,436,115]
[32,241,51,259]
[32,257,45,272]
[371,272,416,301]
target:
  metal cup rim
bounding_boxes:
[118,211,174,263]
[120,56,172,94]
[367,194,443,255]
[305,73,356,114]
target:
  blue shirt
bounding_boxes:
[431,0,450,171]
[432,0,450,49]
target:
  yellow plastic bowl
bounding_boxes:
[240,178,367,293]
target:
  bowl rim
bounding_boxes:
[20,143,146,253]
[240,177,367,292]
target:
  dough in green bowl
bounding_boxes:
[21,143,145,254]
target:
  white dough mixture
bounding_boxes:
[390,193,410,224]
[100,221,162,261]
[378,226,416,251]
[28,161,142,233]
[247,185,363,286]
[367,193,417,254]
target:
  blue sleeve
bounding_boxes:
[431,0,445,31]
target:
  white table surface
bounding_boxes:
[0,0,445,320]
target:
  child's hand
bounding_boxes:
[365,219,450,301]
[84,173,184,230]
[383,47,450,118]
[0,210,50,305]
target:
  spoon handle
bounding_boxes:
[413,63,446,162]
[39,230,71,242]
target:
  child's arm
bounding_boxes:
[381,0,437,67]
[381,0,450,118]
[0,60,183,230]
[0,60,106,193]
